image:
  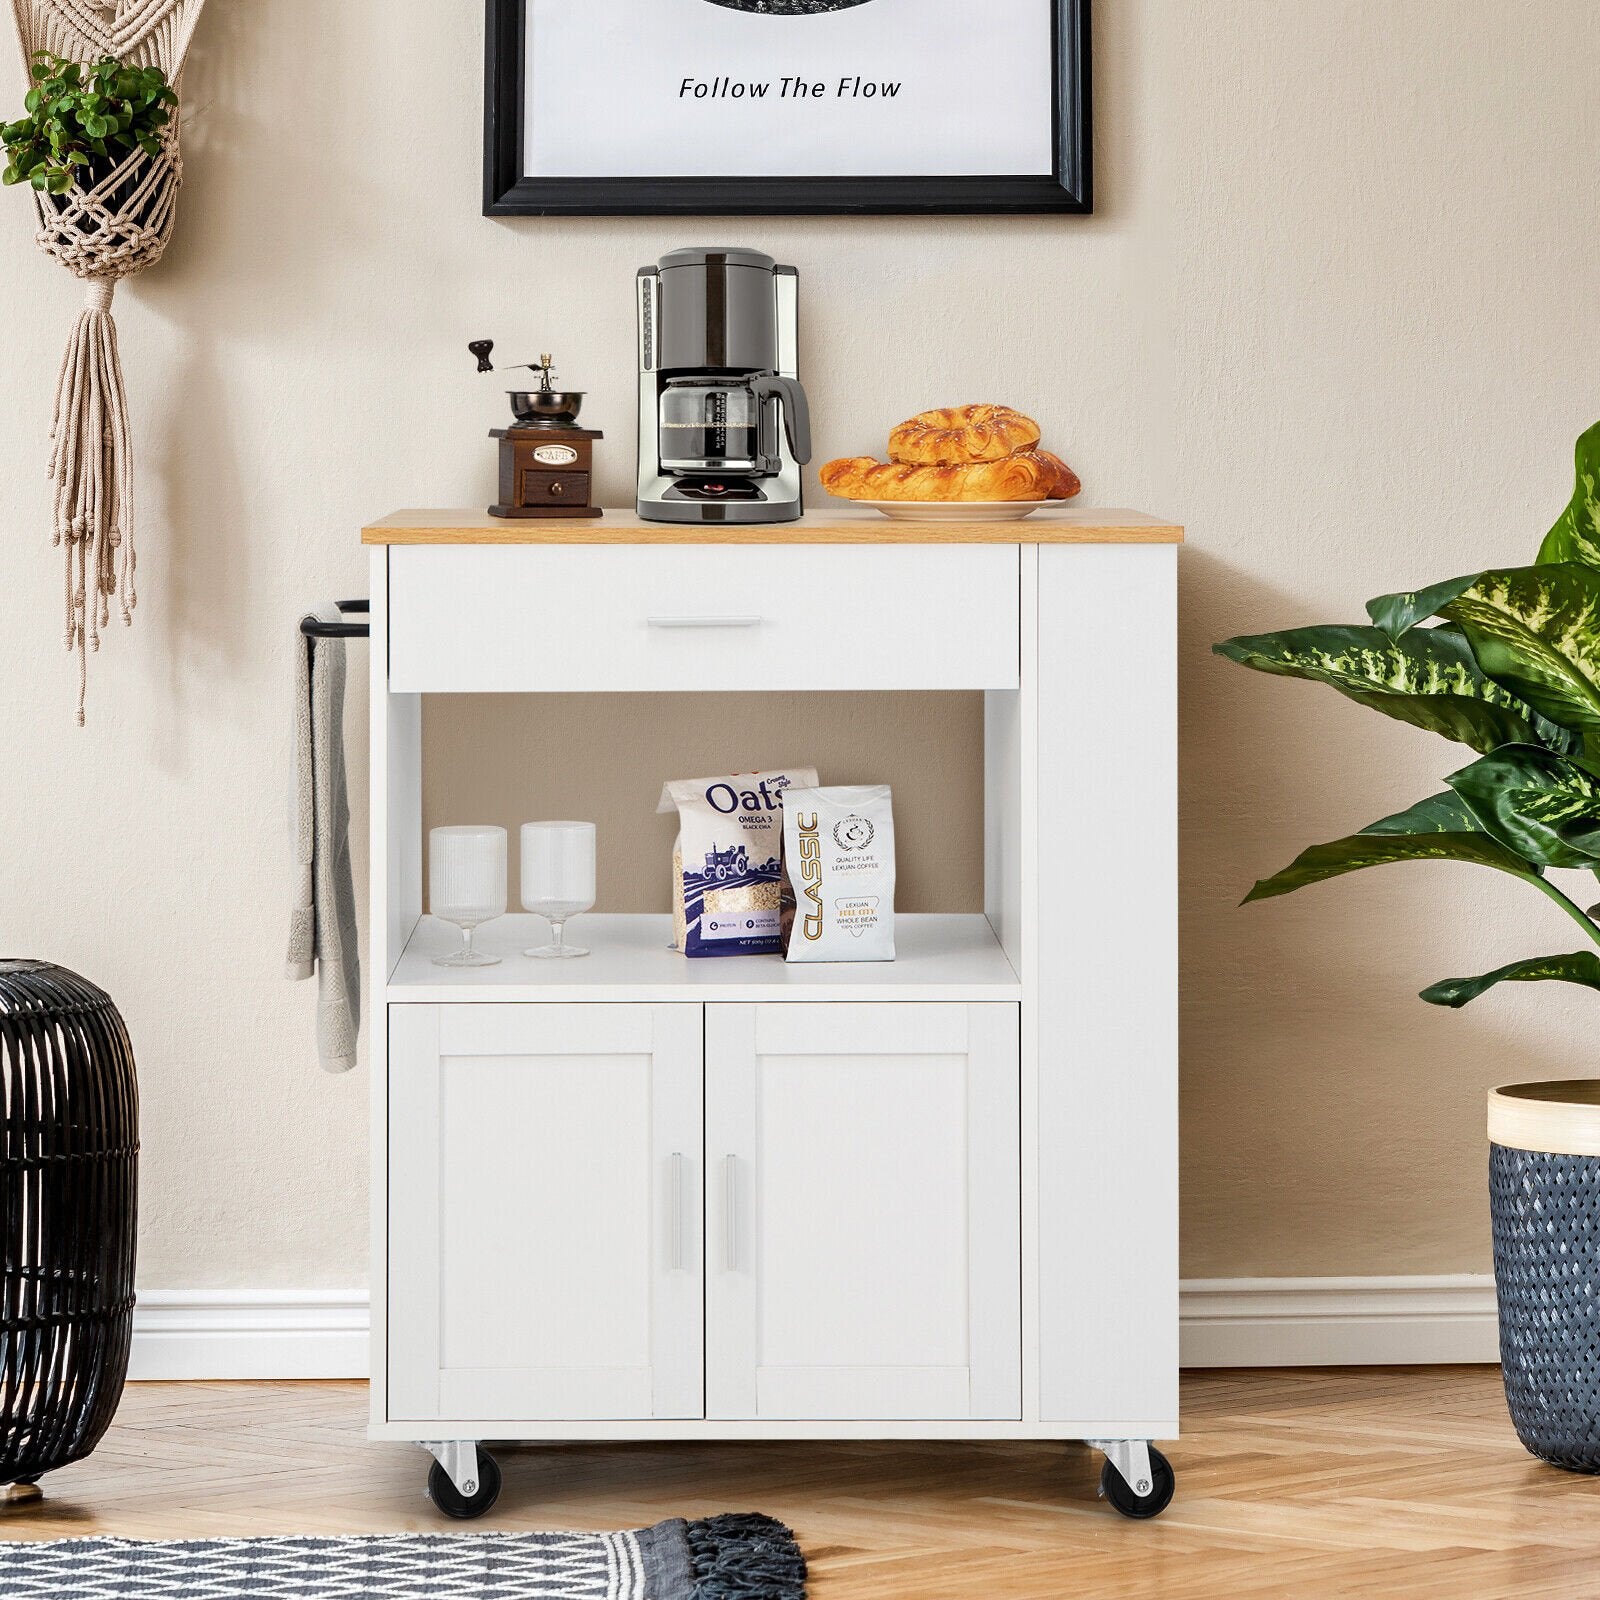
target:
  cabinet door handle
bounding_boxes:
[669,1151,686,1271]
[723,1154,739,1273]
[646,615,763,630]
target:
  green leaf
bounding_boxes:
[1360,791,1482,835]
[1421,951,1600,1008]
[1538,422,1600,568]
[1243,830,1537,905]
[1436,565,1600,745]
[1213,623,1569,753]
[1446,744,1600,868]
[1367,573,1480,639]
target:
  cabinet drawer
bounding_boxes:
[517,468,590,508]
[386,544,1020,692]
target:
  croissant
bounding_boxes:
[820,454,1056,503]
[1033,449,1082,500]
[889,404,1042,466]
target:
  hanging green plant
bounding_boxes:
[2,50,175,195]
[3,0,206,727]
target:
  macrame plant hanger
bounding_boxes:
[10,0,205,723]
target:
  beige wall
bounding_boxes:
[2,1,1597,1292]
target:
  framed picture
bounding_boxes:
[483,0,1091,216]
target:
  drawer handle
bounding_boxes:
[646,615,763,630]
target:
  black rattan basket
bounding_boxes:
[0,960,138,1485]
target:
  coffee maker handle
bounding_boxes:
[754,376,812,465]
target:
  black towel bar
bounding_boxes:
[301,599,369,640]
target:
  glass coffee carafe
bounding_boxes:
[658,373,811,477]
[659,377,763,472]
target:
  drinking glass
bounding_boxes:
[429,825,506,967]
[521,821,595,959]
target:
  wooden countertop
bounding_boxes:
[362,507,1184,545]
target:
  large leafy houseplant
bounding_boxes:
[1216,421,1600,1008]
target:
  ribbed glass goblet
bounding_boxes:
[429,825,506,967]
[521,821,595,959]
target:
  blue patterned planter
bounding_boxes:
[1489,1081,1600,1473]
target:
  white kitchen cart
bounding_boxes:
[364,506,1181,1520]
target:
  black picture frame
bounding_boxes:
[483,0,1091,216]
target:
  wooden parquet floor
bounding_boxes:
[1,1369,1596,1597]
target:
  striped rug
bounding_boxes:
[0,1512,805,1598]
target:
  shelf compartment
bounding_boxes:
[388,913,1019,1003]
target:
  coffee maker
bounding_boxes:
[636,247,812,523]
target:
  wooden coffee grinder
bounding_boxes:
[469,340,603,519]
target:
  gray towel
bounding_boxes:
[288,611,360,1073]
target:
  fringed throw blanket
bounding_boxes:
[0,1514,808,1599]
[9,0,207,723]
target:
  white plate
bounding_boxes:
[849,499,1046,522]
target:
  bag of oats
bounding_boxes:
[658,768,818,957]
[780,784,896,962]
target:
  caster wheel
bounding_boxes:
[427,1452,502,1520]
[1100,1447,1174,1519]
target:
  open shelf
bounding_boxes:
[388,913,1020,1003]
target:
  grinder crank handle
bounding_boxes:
[753,375,812,465]
[469,339,558,387]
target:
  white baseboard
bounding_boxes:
[124,1277,1500,1381]
[1179,1275,1499,1367]
[127,1290,369,1381]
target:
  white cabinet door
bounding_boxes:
[706,1003,1020,1421]
[388,1004,703,1422]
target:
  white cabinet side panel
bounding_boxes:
[1036,544,1178,1429]
[372,550,421,984]
[369,545,400,1426]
